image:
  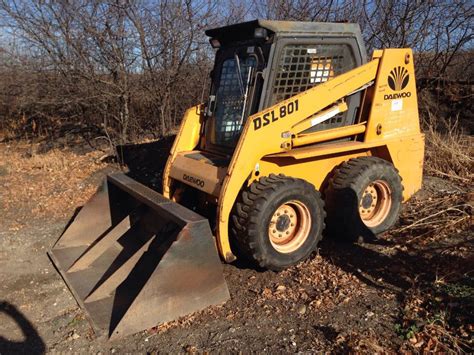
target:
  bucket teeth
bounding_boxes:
[48,173,229,339]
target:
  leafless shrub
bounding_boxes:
[422,112,473,183]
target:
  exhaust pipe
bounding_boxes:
[48,173,229,340]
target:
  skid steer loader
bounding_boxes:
[49,19,424,339]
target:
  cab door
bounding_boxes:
[203,44,269,154]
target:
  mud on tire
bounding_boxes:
[230,174,326,271]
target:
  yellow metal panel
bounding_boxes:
[386,134,425,200]
[365,49,420,142]
[255,133,424,201]
[162,105,203,199]
[254,151,370,191]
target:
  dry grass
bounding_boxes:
[0,142,118,228]
[423,112,473,183]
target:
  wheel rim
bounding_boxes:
[359,180,392,227]
[268,200,311,254]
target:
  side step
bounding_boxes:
[48,173,229,340]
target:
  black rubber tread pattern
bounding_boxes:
[324,156,403,241]
[230,174,326,271]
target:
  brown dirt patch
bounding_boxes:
[0,142,118,229]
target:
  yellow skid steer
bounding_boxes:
[49,19,424,339]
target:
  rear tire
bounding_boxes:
[325,157,403,241]
[230,174,325,271]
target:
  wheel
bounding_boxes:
[230,174,325,271]
[325,156,403,241]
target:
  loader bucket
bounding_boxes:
[48,173,229,340]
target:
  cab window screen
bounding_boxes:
[212,56,256,147]
[270,44,356,130]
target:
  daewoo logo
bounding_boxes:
[183,173,205,188]
[384,92,411,100]
[388,66,409,91]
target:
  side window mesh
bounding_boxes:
[271,44,356,130]
[213,56,256,146]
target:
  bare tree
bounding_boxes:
[0,0,472,146]
[0,0,221,144]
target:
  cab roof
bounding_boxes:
[205,19,364,43]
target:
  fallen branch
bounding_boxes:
[394,204,470,233]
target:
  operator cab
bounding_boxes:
[203,19,367,155]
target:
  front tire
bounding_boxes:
[231,174,325,271]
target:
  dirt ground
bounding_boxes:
[0,140,472,353]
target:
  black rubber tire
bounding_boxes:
[324,157,403,241]
[230,174,326,271]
